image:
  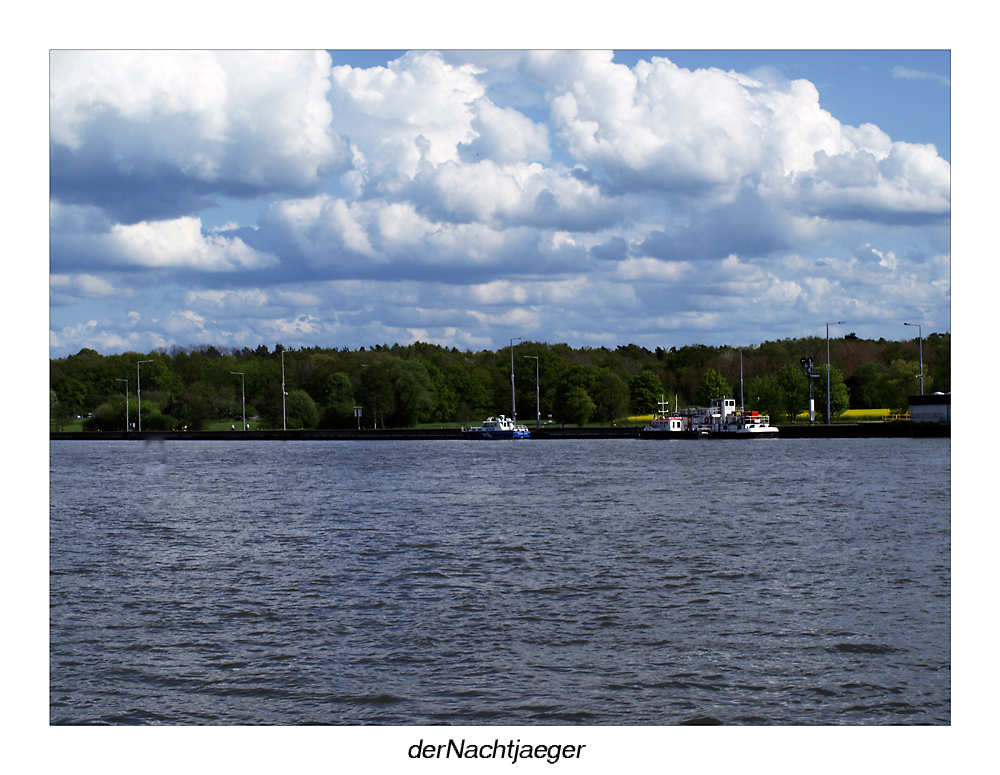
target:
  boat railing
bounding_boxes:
[737,412,771,425]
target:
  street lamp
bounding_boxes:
[523,355,540,428]
[137,359,152,432]
[115,378,129,431]
[231,372,246,430]
[825,322,844,424]
[280,349,288,430]
[510,337,521,424]
[904,322,923,395]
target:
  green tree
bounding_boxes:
[847,362,888,409]
[386,359,436,427]
[746,365,808,423]
[48,333,952,430]
[464,366,495,417]
[138,400,169,430]
[875,359,927,412]
[358,357,435,427]
[135,352,182,398]
[925,332,950,393]
[695,368,731,406]
[424,361,459,423]
[628,369,664,415]
[88,394,167,430]
[285,389,319,429]
[554,363,600,418]
[174,386,213,430]
[594,370,630,423]
[86,395,129,431]
[815,364,851,420]
[318,372,357,428]
[563,386,596,426]
[50,389,65,431]
[50,375,88,415]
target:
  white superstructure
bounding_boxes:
[641,396,778,437]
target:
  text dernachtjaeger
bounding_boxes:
[408,738,586,764]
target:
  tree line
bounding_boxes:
[49,333,950,431]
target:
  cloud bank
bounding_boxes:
[49,49,950,356]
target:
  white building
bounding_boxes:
[908,393,950,423]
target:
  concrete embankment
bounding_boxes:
[51,422,948,441]
[772,422,948,438]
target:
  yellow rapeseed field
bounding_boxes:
[795,408,901,421]
[630,408,899,423]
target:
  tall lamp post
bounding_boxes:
[523,355,540,428]
[137,359,152,432]
[231,372,246,430]
[115,378,129,432]
[510,337,521,424]
[280,349,288,430]
[825,322,844,424]
[904,322,923,395]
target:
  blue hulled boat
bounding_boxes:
[461,415,530,439]
[461,337,532,439]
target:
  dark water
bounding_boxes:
[49,438,950,725]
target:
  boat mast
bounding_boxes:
[740,349,744,413]
[510,337,521,424]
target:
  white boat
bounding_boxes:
[640,396,778,438]
[461,338,531,440]
[690,398,778,436]
[461,414,531,439]
[640,395,686,434]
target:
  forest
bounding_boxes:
[49,332,950,431]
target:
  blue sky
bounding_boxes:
[48,49,951,358]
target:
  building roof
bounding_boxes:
[909,393,950,406]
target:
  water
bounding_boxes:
[49,438,950,725]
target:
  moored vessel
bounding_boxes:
[640,397,778,438]
[639,396,687,435]
[461,415,531,439]
[461,337,531,440]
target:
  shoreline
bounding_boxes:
[50,423,949,441]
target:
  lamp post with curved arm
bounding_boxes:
[523,355,539,428]
[280,349,288,430]
[231,372,246,430]
[510,337,521,424]
[904,322,923,395]
[825,322,844,424]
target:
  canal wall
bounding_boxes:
[51,422,948,441]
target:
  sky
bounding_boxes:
[48,48,951,358]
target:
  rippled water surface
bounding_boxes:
[50,438,950,725]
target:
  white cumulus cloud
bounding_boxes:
[50,50,352,220]
[107,216,278,271]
